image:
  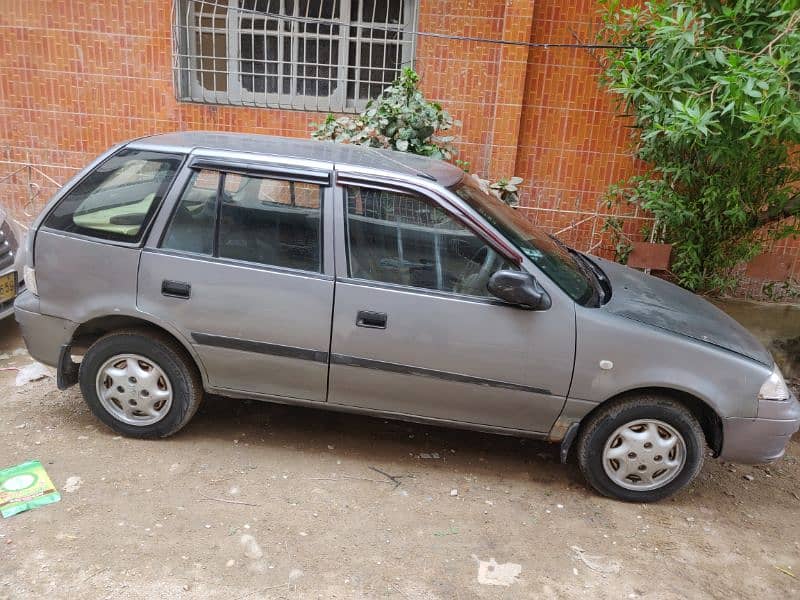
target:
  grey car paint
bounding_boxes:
[597,257,771,365]
[326,177,575,433]
[137,250,334,402]
[13,132,800,468]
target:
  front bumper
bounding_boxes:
[719,391,800,464]
[14,290,75,367]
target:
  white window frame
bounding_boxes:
[173,0,417,112]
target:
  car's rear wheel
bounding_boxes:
[79,329,203,438]
[576,394,705,502]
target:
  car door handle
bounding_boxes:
[161,280,191,299]
[356,310,387,329]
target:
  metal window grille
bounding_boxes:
[173,0,417,112]
[349,188,459,229]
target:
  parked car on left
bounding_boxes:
[0,208,26,319]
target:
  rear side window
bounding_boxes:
[161,170,323,273]
[44,149,183,243]
[161,169,219,255]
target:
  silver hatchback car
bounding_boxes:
[15,132,800,502]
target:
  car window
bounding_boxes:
[345,186,513,297]
[162,171,323,273]
[161,169,219,255]
[44,149,183,243]
[217,173,322,272]
[452,176,596,305]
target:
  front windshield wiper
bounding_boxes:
[575,251,612,304]
[547,234,607,305]
[547,234,589,272]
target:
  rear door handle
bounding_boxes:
[356,310,387,329]
[161,280,191,299]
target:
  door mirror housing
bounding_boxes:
[487,270,551,310]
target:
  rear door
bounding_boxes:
[138,157,335,402]
[327,179,576,434]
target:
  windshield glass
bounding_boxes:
[452,175,596,305]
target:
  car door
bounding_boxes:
[327,179,576,434]
[137,158,335,402]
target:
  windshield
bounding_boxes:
[452,175,596,305]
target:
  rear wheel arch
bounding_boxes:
[64,315,208,388]
[79,328,204,437]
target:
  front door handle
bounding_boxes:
[356,310,387,329]
[161,279,191,299]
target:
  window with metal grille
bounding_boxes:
[173,0,417,112]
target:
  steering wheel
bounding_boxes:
[455,245,498,296]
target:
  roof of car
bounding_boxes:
[131,131,464,187]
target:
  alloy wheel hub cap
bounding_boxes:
[602,419,686,491]
[95,354,173,426]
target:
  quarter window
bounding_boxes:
[44,149,183,243]
[161,170,323,273]
[345,186,513,297]
[173,0,417,112]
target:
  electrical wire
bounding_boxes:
[193,0,637,50]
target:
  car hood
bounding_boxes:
[593,257,772,366]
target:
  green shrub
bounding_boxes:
[311,68,458,159]
[600,0,800,293]
[311,68,524,207]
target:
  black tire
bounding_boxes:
[79,328,203,438]
[576,394,705,502]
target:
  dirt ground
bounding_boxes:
[1,319,799,599]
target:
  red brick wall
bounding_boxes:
[1,0,797,297]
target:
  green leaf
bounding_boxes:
[595,0,800,293]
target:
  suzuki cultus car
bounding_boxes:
[15,133,799,502]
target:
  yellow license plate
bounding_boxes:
[0,272,17,303]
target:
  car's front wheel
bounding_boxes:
[576,394,706,502]
[79,329,203,438]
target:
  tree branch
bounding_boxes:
[755,191,800,226]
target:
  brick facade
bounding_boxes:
[1,0,797,297]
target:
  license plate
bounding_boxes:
[0,272,17,303]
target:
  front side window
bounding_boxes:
[161,170,323,273]
[173,0,417,112]
[345,186,513,297]
[44,149,183,243]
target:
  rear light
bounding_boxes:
[23,265,37,296]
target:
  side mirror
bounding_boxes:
[487,270,551,310]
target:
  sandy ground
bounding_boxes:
[1,318,799,599]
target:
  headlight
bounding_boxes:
[759,364,790,401]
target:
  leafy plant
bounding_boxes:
[601,215,634,264]
[311,68,459,159]
[311,69,526,207]
[599,0,800,293]
[465,174,523,207]
[490,176,523,207]
[454,159,471,172]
